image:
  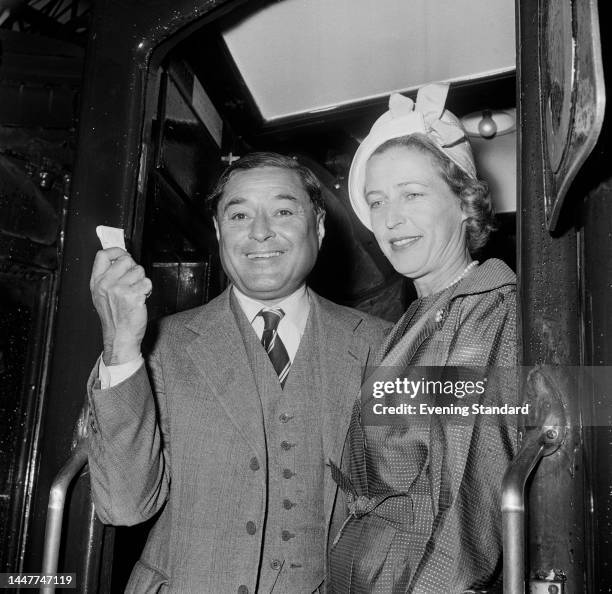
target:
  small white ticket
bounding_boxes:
[96,225,126,250]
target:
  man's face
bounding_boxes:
[214,166,325,304]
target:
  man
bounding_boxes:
[87,152,389,593]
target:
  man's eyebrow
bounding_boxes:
[221,193,300,213]
[222,197,245,213]
[274,194,298,202]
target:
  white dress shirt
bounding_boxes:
[231,284,310,363]
[99,285,311,389]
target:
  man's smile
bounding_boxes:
[246,250,285,260]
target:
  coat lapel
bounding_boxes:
[373,286,462,519]
[311,294,372,524]
[184,288,266,462]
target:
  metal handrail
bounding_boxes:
[502,367,566,593]
[501,432,546,594]
[41,437,89,594]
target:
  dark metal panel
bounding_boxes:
[518,0,587,592]
[576,1,612,580]
[538,0,605,231]
[0,30,84,84]
[0,84,76,579]
[0,31,83,128]
[0,155,60,245]
[0,264,54,573]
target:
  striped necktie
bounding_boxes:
[258,308,291,387]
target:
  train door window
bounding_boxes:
[142,59,226,321]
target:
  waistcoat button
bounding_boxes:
[246,521,257,535]
[282,469,294,479]
[237,586,248,594]
[270,559,282,570]
[281,530,296,541]
[280,440,292,450]
[282,499,295,510]
[249,457,260,471]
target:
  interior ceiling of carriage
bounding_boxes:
[218,0,516,122]
[0,0,516,130]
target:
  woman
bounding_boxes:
[329,83,516,593]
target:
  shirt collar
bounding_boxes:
[231,284,310,329]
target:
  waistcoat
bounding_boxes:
[232,297,326,593]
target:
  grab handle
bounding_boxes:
[502,368,566,593]
[41,438,88,594]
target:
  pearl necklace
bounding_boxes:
[433,261,479,323]
[440,260,479,292]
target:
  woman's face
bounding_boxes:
[364,145,468,288]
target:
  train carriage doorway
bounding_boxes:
[4,0,611,591]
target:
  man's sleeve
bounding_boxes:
[98,354,143,389]
[87,349,170,526]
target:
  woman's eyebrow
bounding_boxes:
[396,180,427,189]
[365,181,428,198]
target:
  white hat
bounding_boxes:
[348,83,476,230]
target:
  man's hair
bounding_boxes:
[206,151,326,217]
[370,134,496,253]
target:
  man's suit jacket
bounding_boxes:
[87,287,389,593]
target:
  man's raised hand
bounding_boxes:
[90,247,152,365]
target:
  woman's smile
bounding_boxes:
[388,235,422,250]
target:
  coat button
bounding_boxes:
[249,457,260,471]
[282,469,294,479]
[282,499,295,510]
[270,559,282,570]
[281,530,295,541]
[278,413,293,423]
[246,521,257,535]
[280,440,293,451]
[237,586,248,594]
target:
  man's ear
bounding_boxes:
[213,216,220,242]
[316,211,326,247]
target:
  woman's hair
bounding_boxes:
[206,151,325,217]
[369,134,496,252]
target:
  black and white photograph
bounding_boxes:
[0,0,611,592]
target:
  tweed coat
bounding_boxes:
[330,259,517,593]
[87,286,389,593]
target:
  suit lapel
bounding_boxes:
[312,295,371,524]
[184,288,266,462]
